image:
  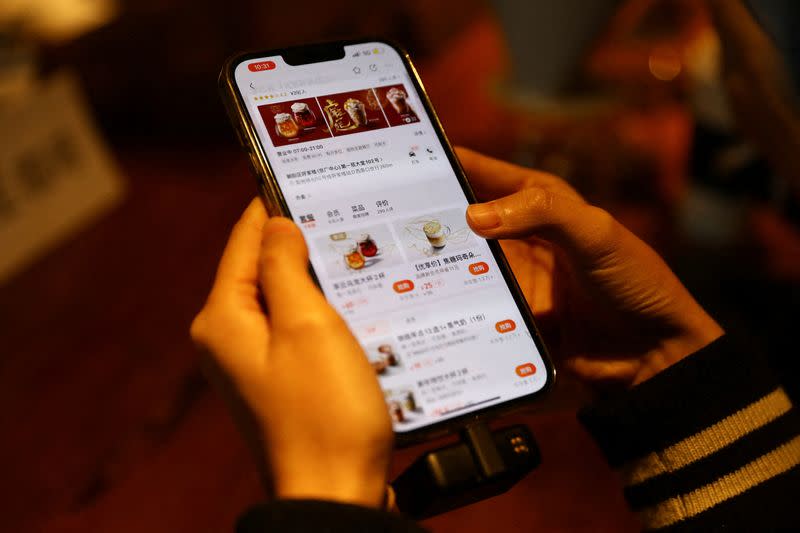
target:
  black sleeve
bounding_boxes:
[578,334,800,531]
[236,499,429,533]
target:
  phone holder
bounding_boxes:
[390,423,540,519]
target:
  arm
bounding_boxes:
[459,147,800,530]
[580,335,800,531]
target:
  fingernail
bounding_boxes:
[467,204,501,229]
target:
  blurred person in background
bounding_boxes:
[685,0,800,402]
[706,0,800,215]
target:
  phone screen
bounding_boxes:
[232,42,549,433]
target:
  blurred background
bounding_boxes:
[1,0,799,531]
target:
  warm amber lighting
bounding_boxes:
[648,47,682,81]
[0,0,117,42]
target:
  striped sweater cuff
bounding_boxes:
[578,335,800,531]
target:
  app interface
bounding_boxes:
[234,43,547,431]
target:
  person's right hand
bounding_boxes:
[458,147,724,389]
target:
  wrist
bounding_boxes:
[272,467,388,509]
[630,316,724,387]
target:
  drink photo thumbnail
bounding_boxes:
[318,88,389,137]
[375,84,420,127]
[258,97,332,147]
[314,223,403,279]
[385,387,423,424]
[365,340,404,377]
[394,207,475,261]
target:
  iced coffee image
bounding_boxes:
[395,208,476,260]
[377,83,420,126]
[386,87,410,114]
[344,98,367,127]
[422,220,450,249]
[318,88,389,137]
[366,340,404,377]
[384,388,423,424]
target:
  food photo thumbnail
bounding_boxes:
[258,97,332,147]
[395,208,476,260]
[384,388,423,424]
[319,88,389,137]
[314,223,403,279]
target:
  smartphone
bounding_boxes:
[219,40,554,445]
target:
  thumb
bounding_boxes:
[466,187,620,266]
[259,217,331,330]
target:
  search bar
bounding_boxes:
[247,73,350,94]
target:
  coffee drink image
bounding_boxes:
[390,401,405,423]
[403,391,417,412]
[378,344,398,366]
[423,220,449,249]
[291,102,316,128]
[370,358,388,374]
[386,87,410,114]
[274,112,300,138]
[344,98,367,126]
[357,234,378,257]
[344,243,366,270]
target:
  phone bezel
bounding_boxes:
[218,39,556,447]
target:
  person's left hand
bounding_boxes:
[190,198,393,508]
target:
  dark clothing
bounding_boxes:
[237,499,427,533]
[579,334,800,531]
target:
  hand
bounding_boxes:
[190,199,392,507]
[458,147,724,389]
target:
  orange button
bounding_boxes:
[516,363,536,377]
[393,280,415,293]
[468,261,489,275]
[248,60,276,72]
[495,319,516,333]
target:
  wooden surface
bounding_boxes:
[0,147,639,532]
